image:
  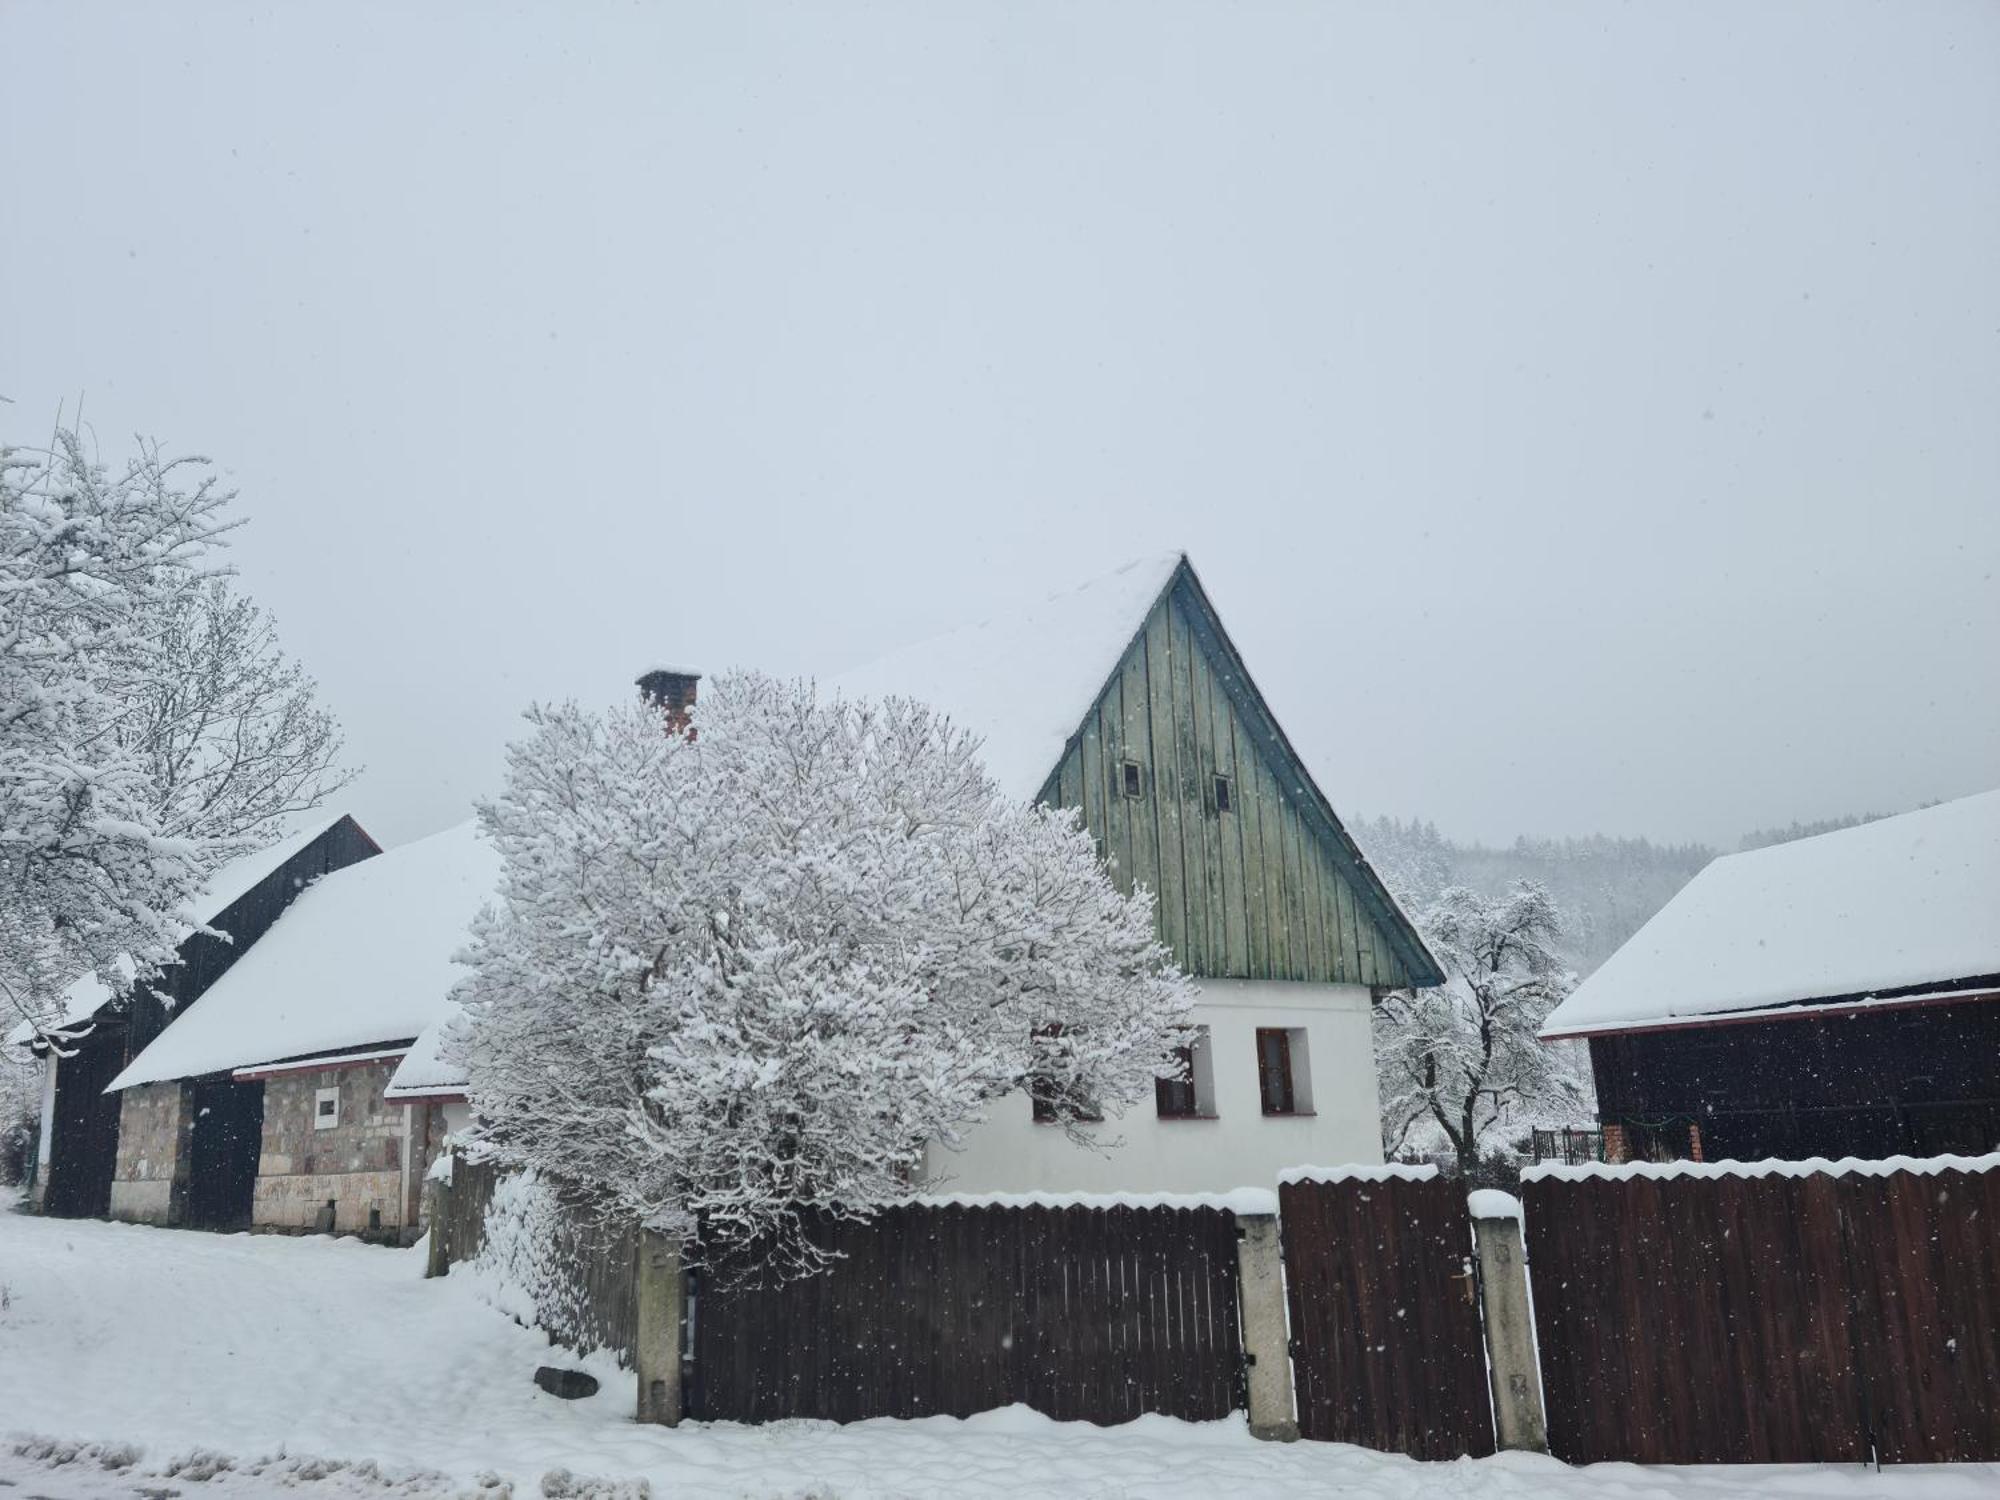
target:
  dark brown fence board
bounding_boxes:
[1524,1172,1865,1465]
[1279,1174,1495,1459]
[1843,1164,2000,1463]
[1523,1160,2000,1466]
[688,1201,1244,1427]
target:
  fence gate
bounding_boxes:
[1278,1171,1495,1458]
[688,1202,1246,1426]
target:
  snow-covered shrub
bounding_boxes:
[163,1446,237,1481]
[464,1168,591,1344]
[451,672,1195,1279]
[0,1055,38,1186]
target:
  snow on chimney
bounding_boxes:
[636,666,700,733]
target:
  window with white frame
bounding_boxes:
[314,1086,340,1130]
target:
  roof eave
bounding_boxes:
[1541,981,2000,1043]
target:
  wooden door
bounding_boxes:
[1279,1172,1495,1457]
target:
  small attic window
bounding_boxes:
[1122,760,1144,799]
[1214,775,1232,813]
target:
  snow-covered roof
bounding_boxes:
[6,813,359,1052]
[383,1014,468,1101]
[109,820,500,1091]
[827,553,1184,801]
[1540,789,2000,1039]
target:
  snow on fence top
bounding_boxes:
[110,820,499,1091]
[1466,1189,1523,1219]
[1539,787,2000,1039]
[917,1186,1279,1216]
[1277,1162,1440,1187]
[1521,1149,2000,1186]
[827,553,1185,801]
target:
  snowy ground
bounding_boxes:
[2,1198,1993,1500]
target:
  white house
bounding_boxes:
[831,552,1442,1195]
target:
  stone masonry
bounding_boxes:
[110,1081,192,1225]
[253,1060,406,1237]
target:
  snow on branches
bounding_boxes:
[1374,881,1590,1177]
[119,577,354,847]
[0,426,352,1042]
[449,672,1195,1279]
[1,430,234,1038]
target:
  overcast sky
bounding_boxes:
[5,2,1995,850]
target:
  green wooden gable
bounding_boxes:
[1032,559,1442,989]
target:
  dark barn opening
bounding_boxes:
[42,1030,126,1219]
[185,1079,265,1231]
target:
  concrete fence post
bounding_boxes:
[1468,1195,1548,1453]
[635,1228,687,1426]
[424,1177,452,1279]
[1234,1212,1299,1441]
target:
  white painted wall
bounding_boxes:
[37,1056,56,1171]
[925,979,1385,1195]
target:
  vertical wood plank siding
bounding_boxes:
[1039,585,1416,986]
[1522,1163,2000,1464]
[1279,1174,1496,1458]
[690,1203,1245,1425]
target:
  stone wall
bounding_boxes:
[110,1081,191,1224]
[253,1061,406,1236]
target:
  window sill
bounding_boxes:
[1156,1113,1221,1123]
[1261,1110,1317,1119]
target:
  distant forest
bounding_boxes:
[1353,810,1897,977]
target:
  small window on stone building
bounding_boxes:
[314,1086,340,1130]
[1214,775,1232,813]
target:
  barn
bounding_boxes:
[13,813,380,1221]
[103,820,501,1240]
[1539,790,2000,1163]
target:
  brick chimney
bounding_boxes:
[636,666,700,734]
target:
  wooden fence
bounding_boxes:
[1278,1171,1495,1458]
[689,1202,1246,1425]
[428,1150,1998,1464]
[1522,1158,2000,1465]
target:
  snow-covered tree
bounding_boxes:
[1,430,236,1037]
[1374,881,1589,1178]
[117,577,355,846]
[1,426,351,1043]
[450,672,1195,1279]
[1355,814,1454,909]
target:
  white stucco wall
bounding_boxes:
[924,979,1385,1196]
[37,1056,56,1172]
